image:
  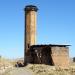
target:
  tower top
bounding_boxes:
[24,5,38,11]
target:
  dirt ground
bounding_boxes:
[1,64,75,75]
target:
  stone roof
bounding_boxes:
[31,44,70,48]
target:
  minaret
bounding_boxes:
[24,5,38,63]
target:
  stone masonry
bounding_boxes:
[24,5,70,68]
[24,5,38,63]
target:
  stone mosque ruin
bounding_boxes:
[24,5,70,68]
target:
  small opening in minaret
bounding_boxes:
[28,44,30,48]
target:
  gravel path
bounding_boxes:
[3,67,32,75]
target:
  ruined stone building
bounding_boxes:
[24,5,70,67]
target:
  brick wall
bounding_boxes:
[51,46,69,67]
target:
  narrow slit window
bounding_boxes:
[28,44,30,48]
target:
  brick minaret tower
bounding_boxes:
[24,5,38,63]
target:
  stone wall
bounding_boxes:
[25,45,69,68]
[51,46,69,68]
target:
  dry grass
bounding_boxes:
[26,64,75,75]
[0,57,13,75]
[1,58,75,75]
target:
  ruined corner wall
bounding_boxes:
[51,46,69,68]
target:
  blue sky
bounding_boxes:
[0,0,75,59]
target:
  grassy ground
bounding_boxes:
[26,64,75,75]
[2,63,75,75]
[1,57,75,75]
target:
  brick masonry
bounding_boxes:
[24,5,70,68]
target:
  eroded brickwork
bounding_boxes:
[27,45,69,68]
[51,46,69,67]
[24,5,70,68]
[24,5,38,63]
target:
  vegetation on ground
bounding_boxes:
[1,58,75,75]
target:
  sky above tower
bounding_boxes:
[0,0,75,59]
